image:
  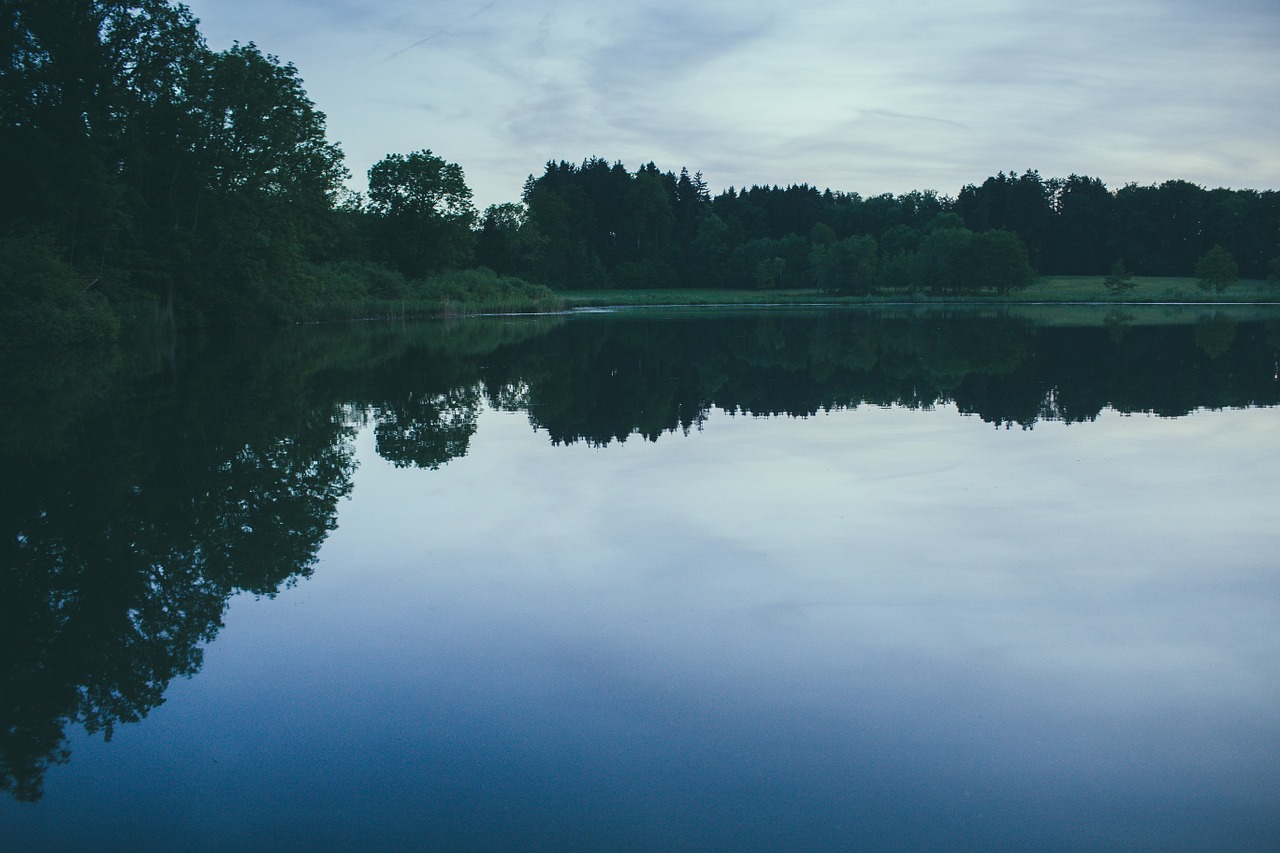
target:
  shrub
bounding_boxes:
[0,229,120,345]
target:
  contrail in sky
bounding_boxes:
[381,1,500,62]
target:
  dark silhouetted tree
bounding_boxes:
[1104,259,1136,294]
[1195,244,1238,292]
[367,149,475,278]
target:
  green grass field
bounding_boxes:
[1017,276,1278,303]
[557,277,1280,309]
[556,288,833,308]
[298,276,1280,324]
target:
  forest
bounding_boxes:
[4,0,1280,344]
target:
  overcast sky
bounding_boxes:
[185,0,1280,210]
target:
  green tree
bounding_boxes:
[970,229,1033,294]
[1103,259,1136,294]
[182,42,348,321]
[1194,244,1238,293]
[367,150,476,278]
[475,202,541,276]
[912,225,974,294]
[753,256,786,289]
[0,4,349,328]
[0,0,138,283]
[810,234,877,294]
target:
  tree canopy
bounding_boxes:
[366,149,475,277]
[2,0,346,328]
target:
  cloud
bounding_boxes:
[185,0,1280,206]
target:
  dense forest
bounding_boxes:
[4,0,1280,343]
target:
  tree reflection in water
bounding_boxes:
[2,308,1277,801]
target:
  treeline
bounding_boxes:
[482,161,1280,292]
[474,160,1038,295]
[5,2,1280,344]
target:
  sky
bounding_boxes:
[185,0,1280,210]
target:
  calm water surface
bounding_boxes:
[3,309,1279,850]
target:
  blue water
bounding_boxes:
[3,313,1279,850]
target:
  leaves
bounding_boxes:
[1195,244,1239,293]
[367,150,476,277]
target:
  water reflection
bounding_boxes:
[1,308,1278,822]
[477,309,1279,444]
[0,342,357,801]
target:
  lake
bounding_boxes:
[3,307,1279,851]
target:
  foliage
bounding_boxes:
[970,229,1034,294]
[0,227,120,344]
[957,174,1279,280]
[511,159,1050,296]
[1195,245,1239,293]
[297,264,560,321]
[1,1,345,332]
[903,226,1032,295]
[810,235,878,294]
[171,42,348,324]
[367,149,476,277]
[410,268,561,312]
[310,259,411,306]
[1103,259,1137,294]
[476,202,543,275]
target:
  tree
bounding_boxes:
[956,170,1053,270]
[0,0,142,281]
[970,229,1033,295]
[912,225,974,294]
[183,41,348,320]
[1047,174,1113,274]
[810,234,877,294]
[475,202,539,276]
[367,150,475,277]
[0,4,350,327]
[1195,244,1238,293]
[1103,259,1136,294]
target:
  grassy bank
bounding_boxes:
[557,277,1279,309]
[1017,276,1278,303]
[295,265,564,322]
[558,288,836,308]
[299,271,1272,326]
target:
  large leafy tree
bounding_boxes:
[1195,244,1239,292]
[180,41,347,321]
[1,1,348,329]
[367,149,475,277]
[1,0,136,274]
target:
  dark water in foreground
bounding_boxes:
[3,308,1279,850]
